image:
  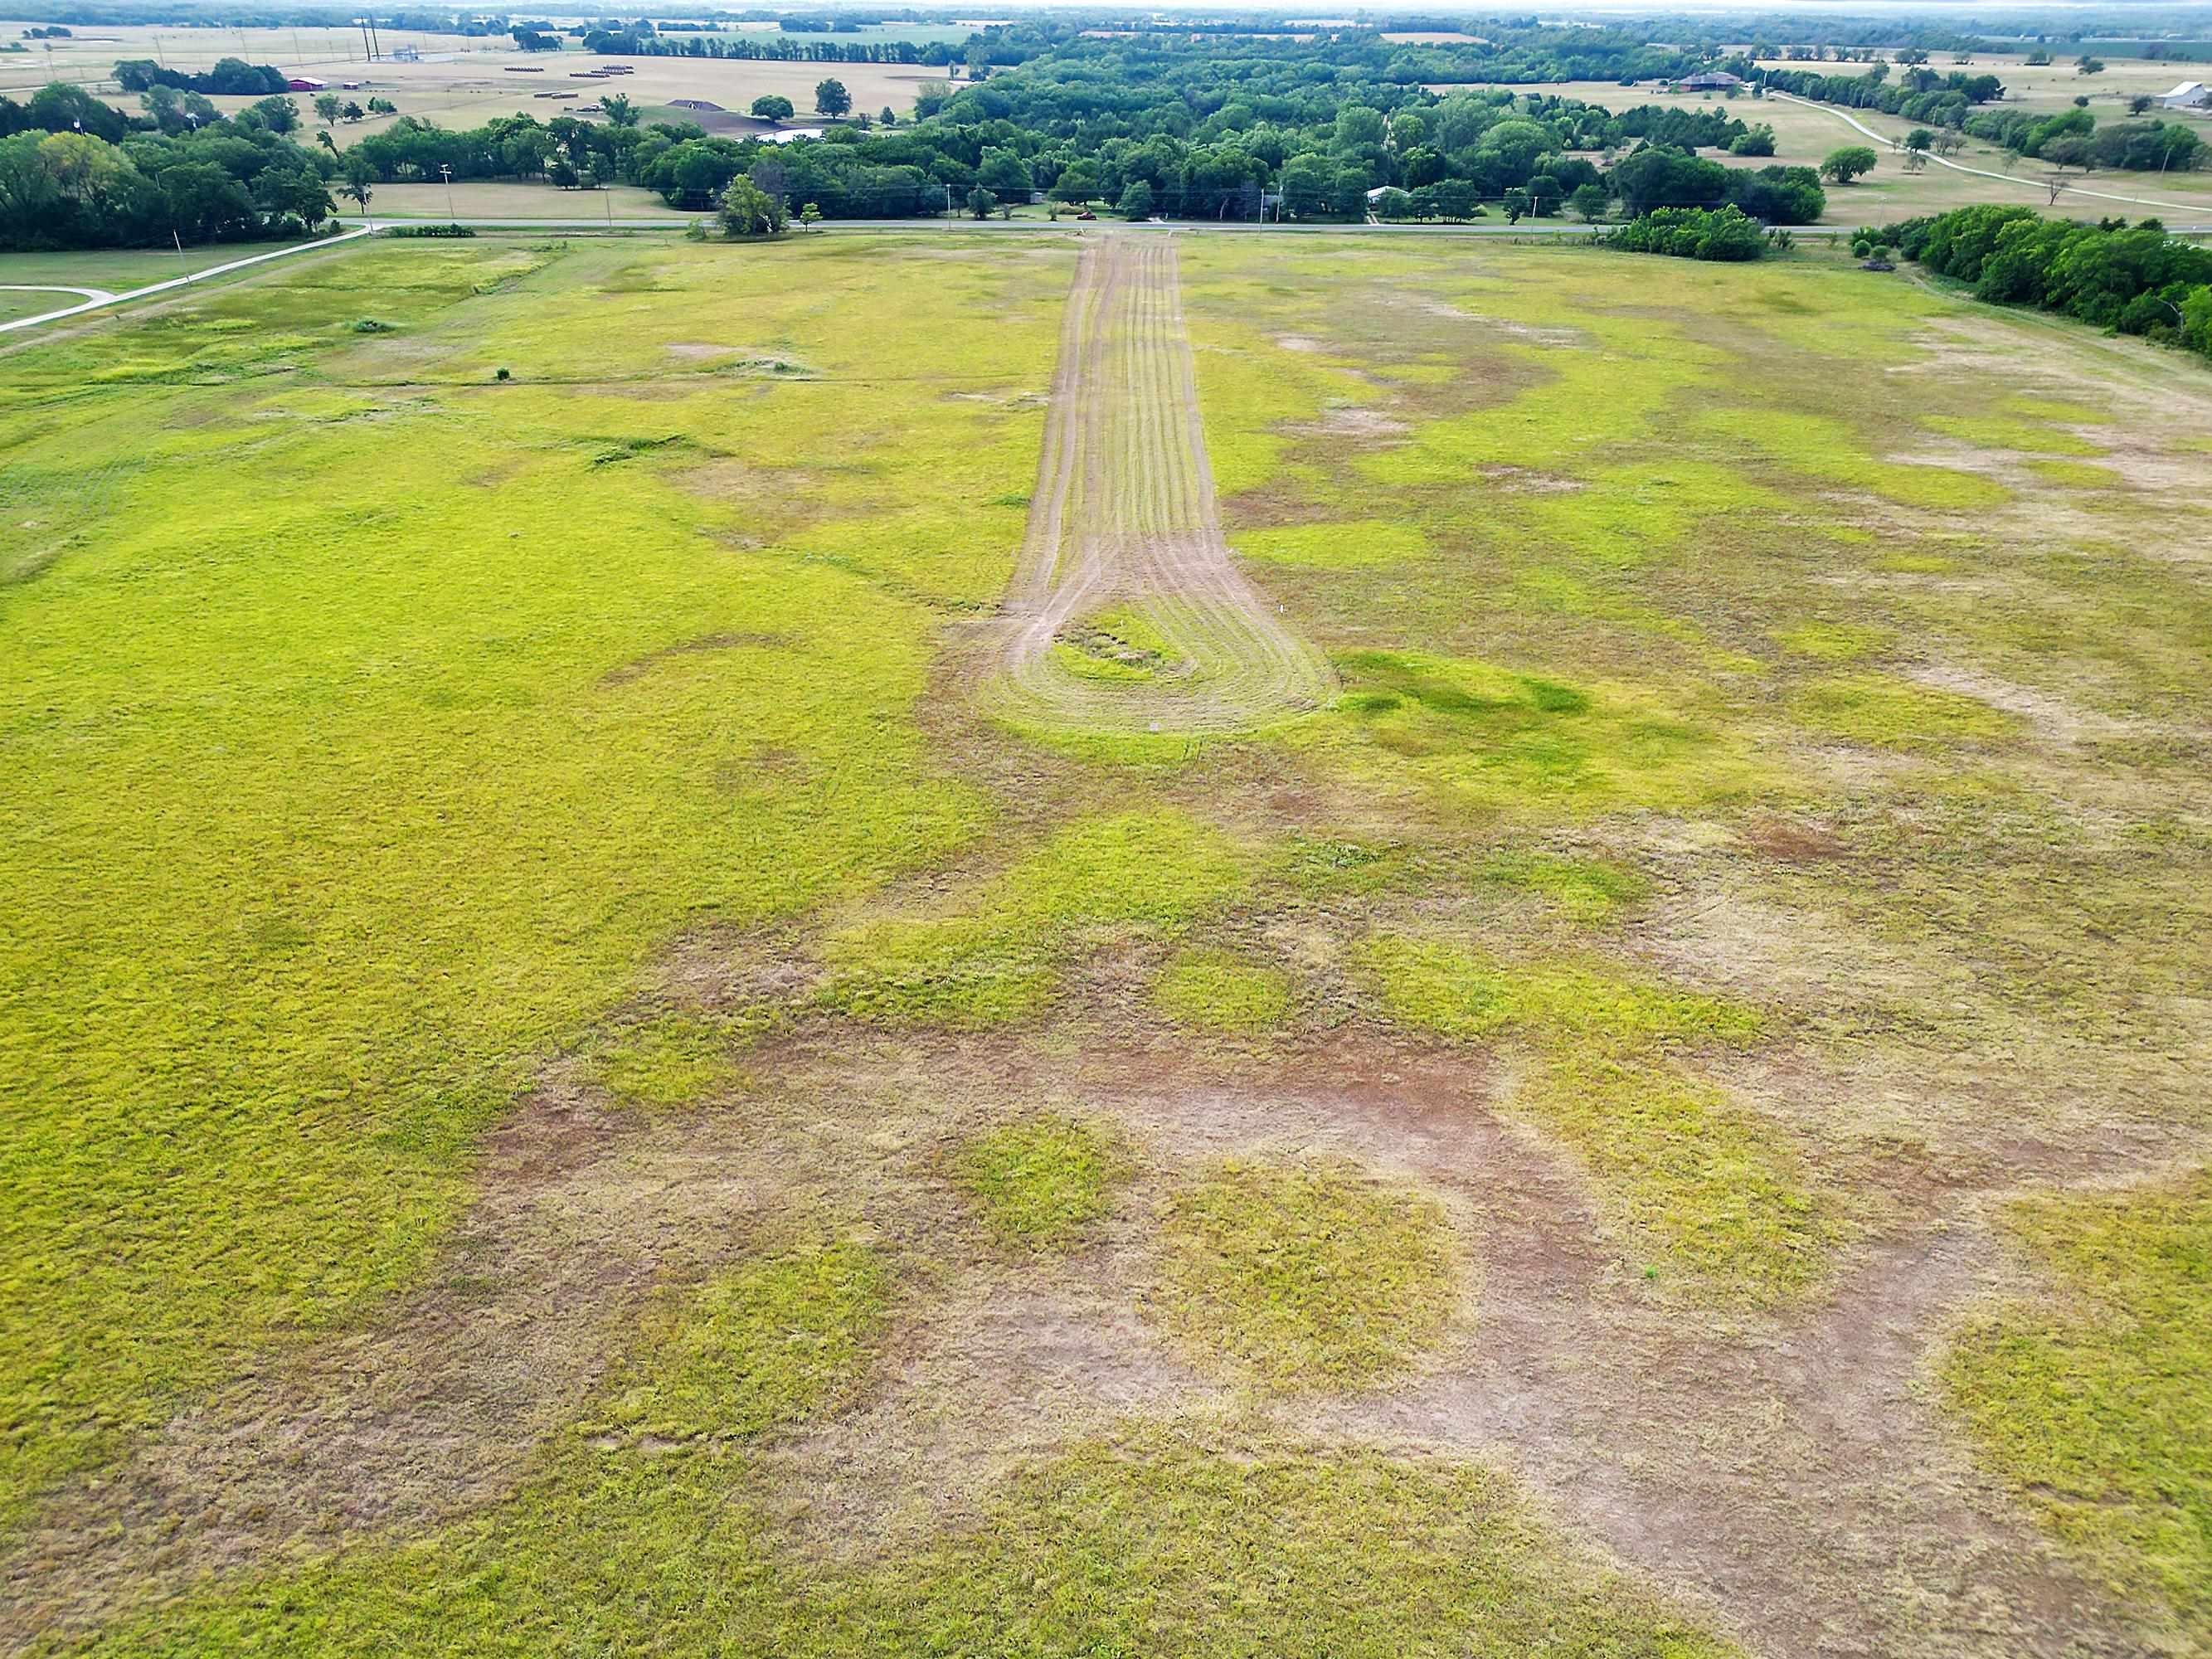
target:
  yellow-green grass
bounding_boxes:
[1473,849,1650,922]
[0,241,306,292]
[586,1014,741,1110]
[955,1114,1125,1250]
[1358,935,1828,1299]
[1156,1159,1458,1389]
[1944,1173,2212,1636]
[1232,518,1430,568]
[1151,946,1295,1034]
[1788,674,2023,752]
[816,810,1249,1027]
[1358,934,1762,1047]
[0,232,1068,1520]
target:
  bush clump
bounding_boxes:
[1601,204,1766,262]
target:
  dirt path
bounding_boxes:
[981,234,1334,735]
[0,231,373,336]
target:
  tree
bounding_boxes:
[1904,129,1934,153]
[1729,124,1777,156]
[1820,145,1879,183]
[1373,186,1412,220]
[339,152,375,213]
[1502,187,1531,223]
[878,107,897,127]
[2075,56,2105,75]
[799,202,821,231]
[341,100,364,122]
[314,92,343,129]
[965,184,995,218]
[2025,48,2051,66]
[750,95,794,121]
[1903,150,1928,173]
[1569,181,1609,222]
[814,78,850,119]
[1118,178,1154,220]
[719,174,786,236]
[599,93,638,127]
[1050,160,1100,205]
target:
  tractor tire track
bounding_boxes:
[983,236,1333,735]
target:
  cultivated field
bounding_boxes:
[1,228,2209,1657]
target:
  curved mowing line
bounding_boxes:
[982,236,1334,736]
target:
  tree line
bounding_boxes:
[1897,205,2212,360]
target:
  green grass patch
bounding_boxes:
[596,1237,890,1447]
[2024,458,2124,489]
[1775,620,1888,662]
[1157,1159,1458,1389]
[587,1014,740,1110]
[1358,934,1762,1047]
[1307,649,1766,818]
[1943,1172,2212,1634]
[1921,413,2104,458]
[955,1114,1124,1250]
[818,810,1248,1029]
[1233,520,1430,569]
[782,1433,1743,1657]
[1474,850,1650,922]
[1152,946,1294,1034]
[1524,1054,1834,1304]
[1789,674,2022,752]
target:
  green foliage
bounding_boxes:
[1603,205,1766,263]
[1819,144,1879,183]
[1158,1160,1458,1388]
[1152,946,1294,1033]
[955,1114,1123,1248]
[1945,1174,2212,1633]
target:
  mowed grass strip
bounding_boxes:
[1155,1158,1458,1389]
[1944,1172,2212,1636]
[955,1113,1125,1251]
[0,234,1067,1519]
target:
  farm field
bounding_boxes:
[1,229,2210,1657]
[1439,70,2212,223]
[359,181,691,220]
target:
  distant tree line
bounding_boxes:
[113,56,289,96]
[1896,205,2212,361]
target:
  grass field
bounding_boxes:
[0,19,943,141]
[2,226,2210,1657]
[0,241,307,291]
[1437,66,2212,223]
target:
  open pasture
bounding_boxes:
[0,228,2209,1657]
[0,20,936,143]
[1441,73,2212,222]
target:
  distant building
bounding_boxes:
[2157,80,2210,109]
[285,75,326,91]
[1678,70,1744,90]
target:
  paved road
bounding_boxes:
[1769,92,2212,223]
[0,229,374,335]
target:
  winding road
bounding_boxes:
[981,235,1334,736]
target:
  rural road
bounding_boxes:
[1769,90,2212,220]
[338,215,1849,236]
[984,235,1333,735]
[0,229,374,334]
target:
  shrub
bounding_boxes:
[1602,204,1766,262]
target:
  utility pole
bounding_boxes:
[440,163,455,220]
